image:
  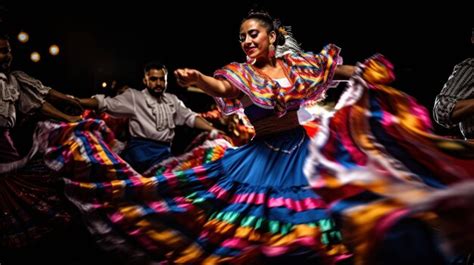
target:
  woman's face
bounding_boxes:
[239,19,275,61]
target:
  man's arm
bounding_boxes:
[46,88,83,111]
[78,97,99,110]
[78,89,135,117]
[41,101,82,122]
[433,62,473,127]
[194,115,216,132]
[194,115,225,138]
[171,95,221,135]
[451,98,474,123]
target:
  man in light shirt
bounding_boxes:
[79,62,218,173]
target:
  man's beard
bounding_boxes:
[147,87,164,98]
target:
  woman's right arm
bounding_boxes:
[174,68,240,98]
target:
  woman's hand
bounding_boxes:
[174,68,238,97]
[174,68,202,87]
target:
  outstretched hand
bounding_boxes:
[174,68,202,87]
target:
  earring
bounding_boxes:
[268,44,275,58]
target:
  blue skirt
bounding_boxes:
[44,120,350,263]
[121,137,172,173]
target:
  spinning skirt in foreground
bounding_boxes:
[42,120,350,264]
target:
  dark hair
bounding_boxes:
[242,10,285,46]
[144,61,167,75]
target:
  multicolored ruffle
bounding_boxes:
[214,44,340,117]
[305,54,474,265]
[42,120,350,264]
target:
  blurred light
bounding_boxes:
[17,31,29,43]
[101,82,107,88]
[30,52,41,63]
[49,44,60,56]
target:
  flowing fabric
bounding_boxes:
[0,70,73,248]
[36,51,474,264]
[41,120,350,264]
[145,133,232,175]
[304,55,474,265]
[0,151,72,248]
[40,45,351,264]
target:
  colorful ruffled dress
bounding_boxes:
[42,44,351,264]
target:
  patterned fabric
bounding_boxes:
[42,119,350,264]
[36,54,473,264]
[214,44,340,117]
[304,55,474,265]
[0,70,71,248]
[0,154,72,248]
[433,58,474,139]
[145,135,232,175]
[200,108,255,146]
[82,109,129,141]
[120,137,172,173]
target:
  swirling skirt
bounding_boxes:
[0,154,72,248]
[42,119,350,264]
